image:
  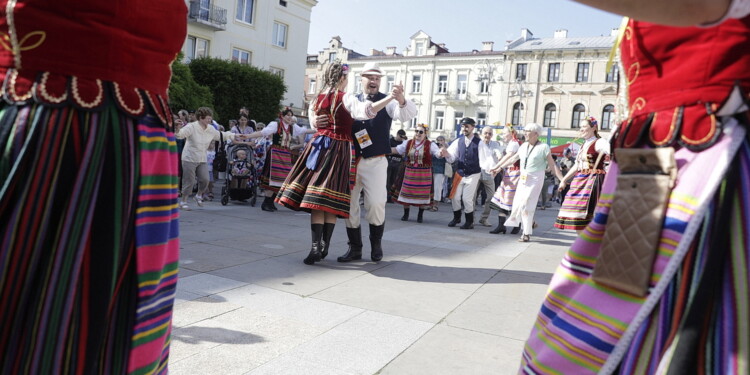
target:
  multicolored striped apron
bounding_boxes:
[520,122,749,374]
[490,166,521,212]
[0,103,179,374]
[554,169,605,230]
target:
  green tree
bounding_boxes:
[168,54,214,114]
[188,57,286,124]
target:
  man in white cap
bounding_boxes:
[315,61,417,262]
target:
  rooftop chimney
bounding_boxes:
[386,46,397,55]
[521,28,534,41]
[482,41,494,51]
[554,29,568,38]
[610,28,619,37]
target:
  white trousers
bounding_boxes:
[505,170,545,235]
[346,156,388,228]
[451,172,481,213]
[433,173,445,201]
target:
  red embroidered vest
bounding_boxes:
[314,91,354,142]
[616,16,750,150]
[405,139,433,167]
[0,0,187,124]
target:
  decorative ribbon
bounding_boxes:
[305,135,331,170]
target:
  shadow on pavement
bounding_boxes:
[369,261,552,285]
[172,326,264,345]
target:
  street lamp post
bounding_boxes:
[510,77,533,128]
[473,59,499,127]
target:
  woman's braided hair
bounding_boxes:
[313,61,349,114]
[319,60,348,95]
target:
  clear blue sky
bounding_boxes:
[308,0,622,55]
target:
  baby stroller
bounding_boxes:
[221,144,258,206]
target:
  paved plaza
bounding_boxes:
[171,188,575,374]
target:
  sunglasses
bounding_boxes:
[415,130,425,134]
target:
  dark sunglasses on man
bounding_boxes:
[415,130,425,134]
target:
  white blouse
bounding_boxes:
[574,137,610,170]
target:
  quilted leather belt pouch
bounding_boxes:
[592,148,677,297]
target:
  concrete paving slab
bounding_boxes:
[369,258,500,292]
[171,296,243,329]
[215,283,304,312]
[257,311,433,375]
[211,234,304,255]
[259,297,365,332]
[179,243,271,272]
[445,289,543,341]
[246,356,353,375]
[209,254,382,296]
[379,323,525,375]
[178,267,201,278]
[174,289,205,306]
[314,273,474,323]
[177,273,249,296]
[477,270,554,301]
[171,307,324,372]
[167,192,578,374]
[503,246,567,275]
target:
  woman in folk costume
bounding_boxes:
[0,0,186,373]
[520,0,750,373]
[554,116,610,232]
[488,124,522,234]
[391,123,444,223]
[276,62,395,265]
[246,108,313,212]
[493,123,564,242]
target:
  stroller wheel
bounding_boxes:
[221,195,229,205]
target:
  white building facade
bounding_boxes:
[307,28,618,144]
[184,0,317,114]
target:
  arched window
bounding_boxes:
[571,104,585,128]
[512,102,524,126]
[601,104,615,130]
[543,103,556,127]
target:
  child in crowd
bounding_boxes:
[230,149,252,189]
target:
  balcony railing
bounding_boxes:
[188,1,227,30]
[444,92,472,105]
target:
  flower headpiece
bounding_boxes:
[341,63,350,75]
[586,116,598,128]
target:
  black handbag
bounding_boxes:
[213,132,228,172]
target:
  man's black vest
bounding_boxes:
[351,92,393,158]
[456,135,481,177]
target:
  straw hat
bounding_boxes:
[360,62,384,76]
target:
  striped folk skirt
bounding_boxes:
[554,169,605,230]
[260,145,293,192]
[392,164,433,206]
[490,167,520,213]
[0,104,179,374]
[520,121,750,374]
[276,135,356,217]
